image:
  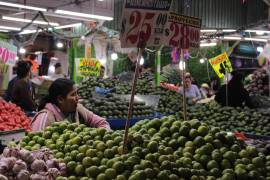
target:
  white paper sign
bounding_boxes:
[120,0,173,48]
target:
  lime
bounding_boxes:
[78,145,88,154]
[86,149,96,157]
[67,161,77,172]
[147,141,158,153]
[96,173,107,180]
[82,157,93,167]
[76,153,85,162]
[85,166,100,178]
[112,161,125,173]
[96,142,107,151]
[105,168,117,179]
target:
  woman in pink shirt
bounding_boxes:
[31,78,110,131]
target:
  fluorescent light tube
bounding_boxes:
[0,29,9,32]
[19,29,42,35]
[200,42,217,47]
[222,29,237,32]
[0,26,20,31]
[244,38,267,42]
[55,9,113,21]
[2,16,59,26]
[223,36,242,40]
[200,29,217,33]
[54,23,82,29]
[0,1,46,11]
[245,30,270,34]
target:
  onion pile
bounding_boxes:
[247,69,269,96]
[0,147,66,179]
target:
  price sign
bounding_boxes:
[78,58,101,77]
[120,0,172,48]
[209,52,233,78]
[164,12,201,49]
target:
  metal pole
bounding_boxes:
[180,49,187,121]
[123,47,144,153]
[155,46,163,86]
[225,72,228,106]
[268,67,270,98]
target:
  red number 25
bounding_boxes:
[126,11,155,45]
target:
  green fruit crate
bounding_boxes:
[107,112,167,130]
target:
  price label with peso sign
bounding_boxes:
[120,0,173,48]
[164,12,202,49]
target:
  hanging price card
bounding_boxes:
[120,0,173,48]
[164,12,202,49]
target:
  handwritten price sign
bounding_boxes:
[164,13,201,49]
[79,58,101,77]
[120,0,172,48]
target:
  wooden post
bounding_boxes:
[122,47,144,153]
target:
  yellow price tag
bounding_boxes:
[209,52,233,78]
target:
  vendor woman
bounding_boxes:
[179,76,202,103]
[31,78,111,131]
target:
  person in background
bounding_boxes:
[200,83,213,99]
[52,63,65,79]
[185,72,199,87]
[215,71,253,108]
[99,66,105,79]
[179,76,202,103]
[11,61,36,112]
[31,78,111,131]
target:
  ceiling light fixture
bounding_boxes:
[0,1,47,12]
[244,38,267,42]
[111,53,118,60]
[56,42,64,48]
[222,29,237,32]
[223,36,242,40]
[200,29,217,33]
[55,9,113,21]
[19,47,26,54]
[2,16,59,26]
[200,42,217,47]
[0,26,20,31]
[245,30,270,34]
[0,29,9,32]
[54,23,82,30]
[200,58,205,64]
[19,29,42,35]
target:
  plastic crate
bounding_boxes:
[107,112,167,130]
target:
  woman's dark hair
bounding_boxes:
[17,61,31,78]
[38,78,75,110]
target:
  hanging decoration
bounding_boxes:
[183,49,190,60]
